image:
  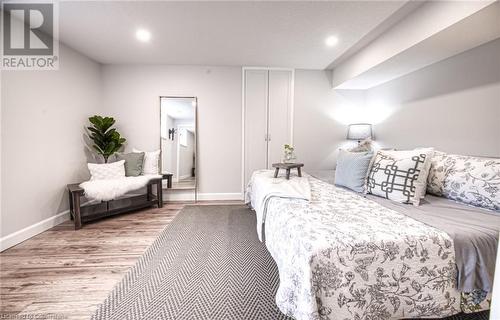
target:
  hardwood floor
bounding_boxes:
[0,201,242,319]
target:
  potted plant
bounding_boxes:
[87,115,126,163]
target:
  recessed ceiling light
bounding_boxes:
[136,29,151,42]
[325,36,339,47]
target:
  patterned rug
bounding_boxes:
[91,205,490,320]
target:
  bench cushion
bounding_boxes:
[80,175,162,201]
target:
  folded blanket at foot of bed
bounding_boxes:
[80,175,162,201]
[245,169,311,241]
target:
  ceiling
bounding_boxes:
[59,1,408,69]
[334,1,500,89]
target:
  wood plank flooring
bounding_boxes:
[0,201,242,319]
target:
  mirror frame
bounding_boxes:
[159,96,198,202]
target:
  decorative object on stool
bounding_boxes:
[87,115,126,163]
[347,123,373,145]
[282,144,297,163]
[272,162,304,180]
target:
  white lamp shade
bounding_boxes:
[347,123,372,140]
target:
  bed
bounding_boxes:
[246,170,499,320]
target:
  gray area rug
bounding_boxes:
[91,205,489,320]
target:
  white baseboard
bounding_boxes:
[179,174,192,180]
[197,193,243,201]
[164,191,196,201]
[164,191,243,201]
[0,210,70,252]
[0,192,243,251]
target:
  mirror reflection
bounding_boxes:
[160,97,197,192]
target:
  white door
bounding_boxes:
[268,70,293,165]
[244,69,269,187]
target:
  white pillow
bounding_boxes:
[366,148,434,206]
[88,160,125,180]
[133,148,160,175]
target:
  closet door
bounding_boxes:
[268,70,293,165]
[244,70,269,187]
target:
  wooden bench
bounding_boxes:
[67,173,172,229]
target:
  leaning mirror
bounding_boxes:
[160,96,197,201]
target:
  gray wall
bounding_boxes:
[101,65,242,194]
[293,70,366,170]
[1,44,102,237]
[293,39,500,175]
[293,70,342,170]
[365,39,500,156]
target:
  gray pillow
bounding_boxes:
[115,152,145,177]
[334,149,373,193]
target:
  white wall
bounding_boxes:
[332,1,494,89]
[293,70,341,170]
[1,44,102,247]
[293,39,500,175]
[364,39,500,156]
[293,70,365,170]
[179,130,195,179]
[101,65,242,195]
[102,66,349,194]
[2,38,498,250]
[161,114,175,173]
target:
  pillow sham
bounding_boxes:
[133,148,160,175]
[366,149,434,205]
[88,160,125,180]
[427,151,500,211]
[334,149,373,193]
[115,152,145,177]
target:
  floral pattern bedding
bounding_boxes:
[257,175,483,320]
[427,151,500,211]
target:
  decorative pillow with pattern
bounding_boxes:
[88,160,126,180]
[427,151,500,211]
[366,149,434,205]
[133,148,160,175]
